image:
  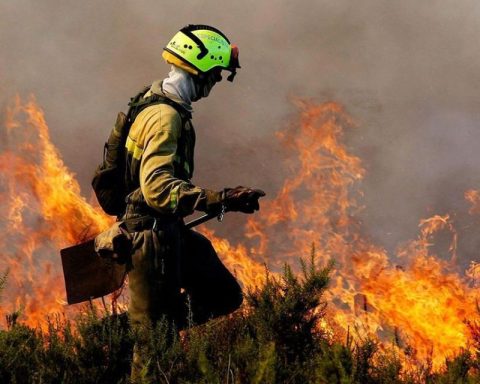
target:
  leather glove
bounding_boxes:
[223,186,266,214]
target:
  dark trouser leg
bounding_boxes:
[128,224,182,382]
[179,228,243,326]
[128,225,182,325]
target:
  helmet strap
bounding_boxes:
[227,70,236,82]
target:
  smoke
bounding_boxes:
[1,0,480,263]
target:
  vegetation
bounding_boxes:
[0,258,479,383]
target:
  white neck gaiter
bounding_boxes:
[162,66,197,109]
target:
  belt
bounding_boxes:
[122,215,182,233]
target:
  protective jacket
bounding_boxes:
[123,81,242,333]
[124,81,221,219]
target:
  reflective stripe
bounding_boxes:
[169,185,180,209]
[125,137,144,160]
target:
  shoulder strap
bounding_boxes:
[126,86,192,125]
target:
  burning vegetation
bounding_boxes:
[0,96,480,382]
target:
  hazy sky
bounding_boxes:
[1,0,480,262]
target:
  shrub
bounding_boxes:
[0,256,479,383]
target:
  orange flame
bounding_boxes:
[0,96,479,372]
[203,100,480,370]
[0,96,112,328]
[465,189,480,215]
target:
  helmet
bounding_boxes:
[163,24,240,82]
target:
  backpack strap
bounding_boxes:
[122,86,193,211]
[126,86,192,124]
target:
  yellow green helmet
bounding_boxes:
[163,24,240,82]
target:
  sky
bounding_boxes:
[1,0,480,263]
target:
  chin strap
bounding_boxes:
[227,70,237,82]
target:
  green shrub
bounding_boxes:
[0,256,479,383]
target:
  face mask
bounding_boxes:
[162,66,197,105]
[192,69,222,101]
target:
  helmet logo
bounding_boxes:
[197,33,229,47]
[169,41,187,55]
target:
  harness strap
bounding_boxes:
[128,88,192,122]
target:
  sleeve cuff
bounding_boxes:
[204,189,224,213]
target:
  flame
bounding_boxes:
[0,96,479,372]
[202,100,480,371]
[201,227,267,289]
[465,189,480,215]
[0,96,112,328]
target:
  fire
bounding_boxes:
[465,189,480,215]
[0,96,112,328]
[1,95,479,372]
[203,100,480,370]
[201,227,267,289]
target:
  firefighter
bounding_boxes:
[123,25,265,379]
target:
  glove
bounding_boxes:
[223,186,266,214]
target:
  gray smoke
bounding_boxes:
[1,0,480,265]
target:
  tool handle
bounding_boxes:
[185,212,218,229]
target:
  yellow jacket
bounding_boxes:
[124,91,221,218]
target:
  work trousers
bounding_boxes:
[127,221,243,329]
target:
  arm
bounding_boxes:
[139,109,222,216]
